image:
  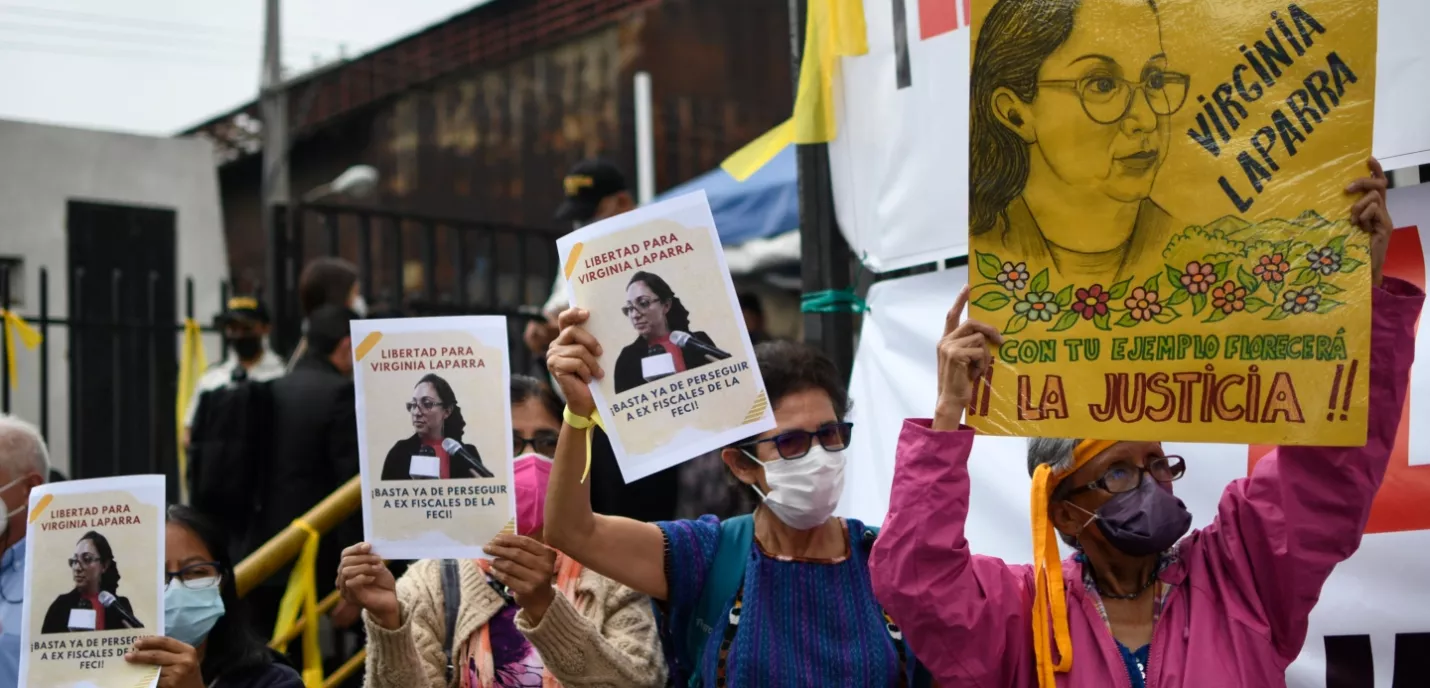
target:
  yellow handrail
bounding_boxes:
[234,476,362,598]
[324,650,366,688]
[269,589,344,650]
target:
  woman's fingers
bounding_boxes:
[340,542,373,557]
[554,324,604,357]
[547,353,595,384]
[483,543,549,572]
[949,319,1004,346]
[124,648,186,666]
[490,534,552,558]
[556,308,590,329]
[945,285,972,337]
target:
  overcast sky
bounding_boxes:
[0,0,488,136]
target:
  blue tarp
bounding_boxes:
[656,146,798,246]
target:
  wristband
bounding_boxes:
[562,406,604,483]
[563,406,596,430]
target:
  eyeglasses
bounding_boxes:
[164,562,223,590]
[621,297,662,317]
[1039,70,1190,125]
[514,431,560,457]
[741,422,853,461]
[406,399,447,413]
[68,554,102,568]
[1063,456,1186,497]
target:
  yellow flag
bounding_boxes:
[0,309,42,389]
[721,0,867,181]
[175,319,207,501]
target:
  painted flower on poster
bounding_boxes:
[970,213,1366,334]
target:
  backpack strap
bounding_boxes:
[685,514,754,684]
[440,559,462,684]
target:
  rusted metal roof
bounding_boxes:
[183,0,661,163]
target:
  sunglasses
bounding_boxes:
[741,422,853,461]
[514,431,560,457]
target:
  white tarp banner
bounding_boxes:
[828,0,1430,273]
[839,182,1430,686]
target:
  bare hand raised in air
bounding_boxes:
[934,285,1004,431]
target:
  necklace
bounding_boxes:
[1093,567,1158,601]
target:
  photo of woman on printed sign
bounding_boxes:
[971,0,1188,283]
[381,373,494,481]
[41,531,143,633]
[612,271,730,394]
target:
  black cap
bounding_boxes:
[218,296,270,325]
[555,159,628,223]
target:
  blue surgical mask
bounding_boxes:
[165,579,225,646]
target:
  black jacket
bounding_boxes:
[380,434,484,481]
[41,590,140,633]
[254,354,359,596]
[211,662,303,688]
[612,331,720,394]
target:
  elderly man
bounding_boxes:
[0,415,49,688]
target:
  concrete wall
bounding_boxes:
[0,118,227,474]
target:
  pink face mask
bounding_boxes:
[514,453,554,536]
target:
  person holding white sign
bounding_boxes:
[868,167,1419,688]
[545,316,925,686]
[339,375,666,688]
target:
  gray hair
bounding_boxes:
[0,415,50,482]
[1027,436,1084,549]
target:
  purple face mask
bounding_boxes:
[1073,476,1192,556]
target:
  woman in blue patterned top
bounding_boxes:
[543,307,922,687]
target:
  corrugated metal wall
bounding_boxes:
[219,0,792,296]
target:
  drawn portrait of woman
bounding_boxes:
[971,0,1190,283]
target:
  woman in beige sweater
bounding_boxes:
[336,376,667,688]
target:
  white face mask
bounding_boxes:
[349,295,369,318]
[746,446,846,531]
[0,474,33,541]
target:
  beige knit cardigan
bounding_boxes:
[362,557,667,688]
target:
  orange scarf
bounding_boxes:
[458,554,584,688]
[1030,438,1118,688]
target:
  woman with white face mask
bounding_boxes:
[124,506,300,688]
[545,324,926,687]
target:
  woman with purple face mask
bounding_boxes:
[869,159,1419,688]
[338,376,666,688]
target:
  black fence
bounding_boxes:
[0,263,230,503]
[269,202,565,377]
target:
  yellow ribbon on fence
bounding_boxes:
[0,309,43,389]
[273,520,325,688]
[175,319,208,500]
[721,0,868,181]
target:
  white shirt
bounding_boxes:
[542,273,568,319]
[183,349,287,427]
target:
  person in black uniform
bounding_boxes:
[612,271,725,394]
[42,531,141,633]
[380,374,488,480]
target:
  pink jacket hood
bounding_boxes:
[869,277,1423,687]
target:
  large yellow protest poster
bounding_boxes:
[966,0,1377,445]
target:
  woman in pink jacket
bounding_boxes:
[869,158,1420,688]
